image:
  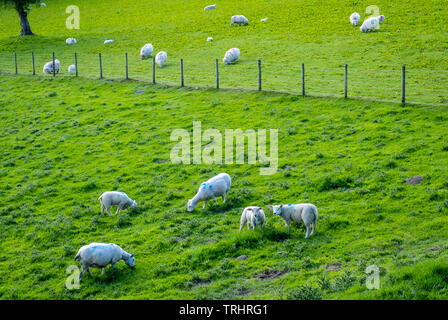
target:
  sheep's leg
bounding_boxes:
[106,206,113,217]
[79,266,86,281]
[305,225,311,239]
[239,221,245,232]
[311,220,317,236]
[115,204,123,215]
[101,204,105,216]
[223,189,229,203]
[88,267,93,276]
[211,193,219,205]
[101,267,106,275]
[285,220,290,233]
[203,200,207,209]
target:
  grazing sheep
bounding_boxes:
[270,203,318,238]
[68,64,76,75]
[104,39,114,44]
[350,12,361,26]
[43,59,60,74]
[378,15,385,24]
[40,3,46,7]
[260,17,268,22]
[98,191,137,216]
[66,37,77,45]
[204,4,217,10]
[360,16,380,32]
[74,243,135,280]
[231,15,249,26]
[207,37,213,42]
[187,173,231,212]
[223,48,240,65]
[155,51,167,67]
[240,206,266,231]
[140,43,154,60]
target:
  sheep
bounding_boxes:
[74,242,135,280]
[40,3,46,7]
[104,39,114,44]
[360,16,380,32]
[239,206,266,232]
[260,17,268,22]
[140,43,154,60]
[43,59,60,74]
[187,173,231,212]
[223,48,240,65]
[349,12,361,26]
[98,191,137,216]
[270,203,318,238]
[66,37,77,45]
[204,4,217,10]
[231,15,249,26]
[155,51,167,67]
[207,37,213,42]
[68,64,76,75]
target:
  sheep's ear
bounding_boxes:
[258,207,262,210]
[268,205,273,209]
[247,208,253,211]
[280,204,283,208]
[130,254,134,258]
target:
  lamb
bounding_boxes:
[207,37,213,42]
[223,48,240,65]
[66,37,77,45]
[104,39,114,44]
[349,12,361,26]
[240,206,266,231]
[98,191,137,216]
[43,59,60,74]
[140,43,154,60]
[270,203,318,238]
[187,173,231,212]
[204,4,217,10]
[155,51,167,67]
[231,15,249,26]
[360,16,380,32]
[74,242,135,280]
[68,64,76,75]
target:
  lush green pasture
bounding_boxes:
[0,75,447,299]
[0,0,447,104]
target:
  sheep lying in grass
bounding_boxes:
[350,12,361,26]
[270,203,318,238]
[260,17,268,22]
[155,51,167,67]
[207,37,213,42]
[360,16,380,32]
[104,39,114,44]
[223,48,240,65]
[43,59,60,74]
[40,3,46,7]
[140,43,154,60]
[98,191,137,216]
[68,64,76,75]
[75,243,135,280]
[240,206,266,231]
[66,37,77,45]
[231,15,249,26]
[187,173,231,212]
[204,4,217,10]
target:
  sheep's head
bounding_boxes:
[378,15,385,24]
[254,207,264,217]
[131,200,137,208]
[269,204,283,216]
[187,199,196,212]
[125,254,135,268]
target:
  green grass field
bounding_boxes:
[0,0,448,300]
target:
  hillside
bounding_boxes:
[0,75,448,299]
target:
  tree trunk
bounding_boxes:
[17,6,33,36]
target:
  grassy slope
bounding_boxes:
[0,75,448,299]
[0,0,447,104]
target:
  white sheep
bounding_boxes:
[260,17,268,22]
[204,4,217,10]
[140,43,154,60]
[98,191,137,216]
[240,206,266,231]
[155,51,167,67]
[350,12,361,26]
[207,37,213,42]
[74,242,135,280]
[231,15,249,26]
[104,39,114,44]
[187,173,231,212]
[66,37,77,45]
[68,64,76,75]
[360,16,380,32]
[40,3,46,7]
[223,48,240,65]
[43,59,60,74]
[270,203,318,238]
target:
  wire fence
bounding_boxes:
[0,51,447,106]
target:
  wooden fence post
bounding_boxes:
[215,59,219,89]
[152,56,156,84]
[302,63,305,96]
[344,64,348,98]
[180,59,184,87]
[32,52,35,75]
[401,65,406,104]
[75,53,78,77]
[99,53,102,79]
[258,60,262,91]
[52,52,55,77]
[125,52,128,80]
[14,52,17,74]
